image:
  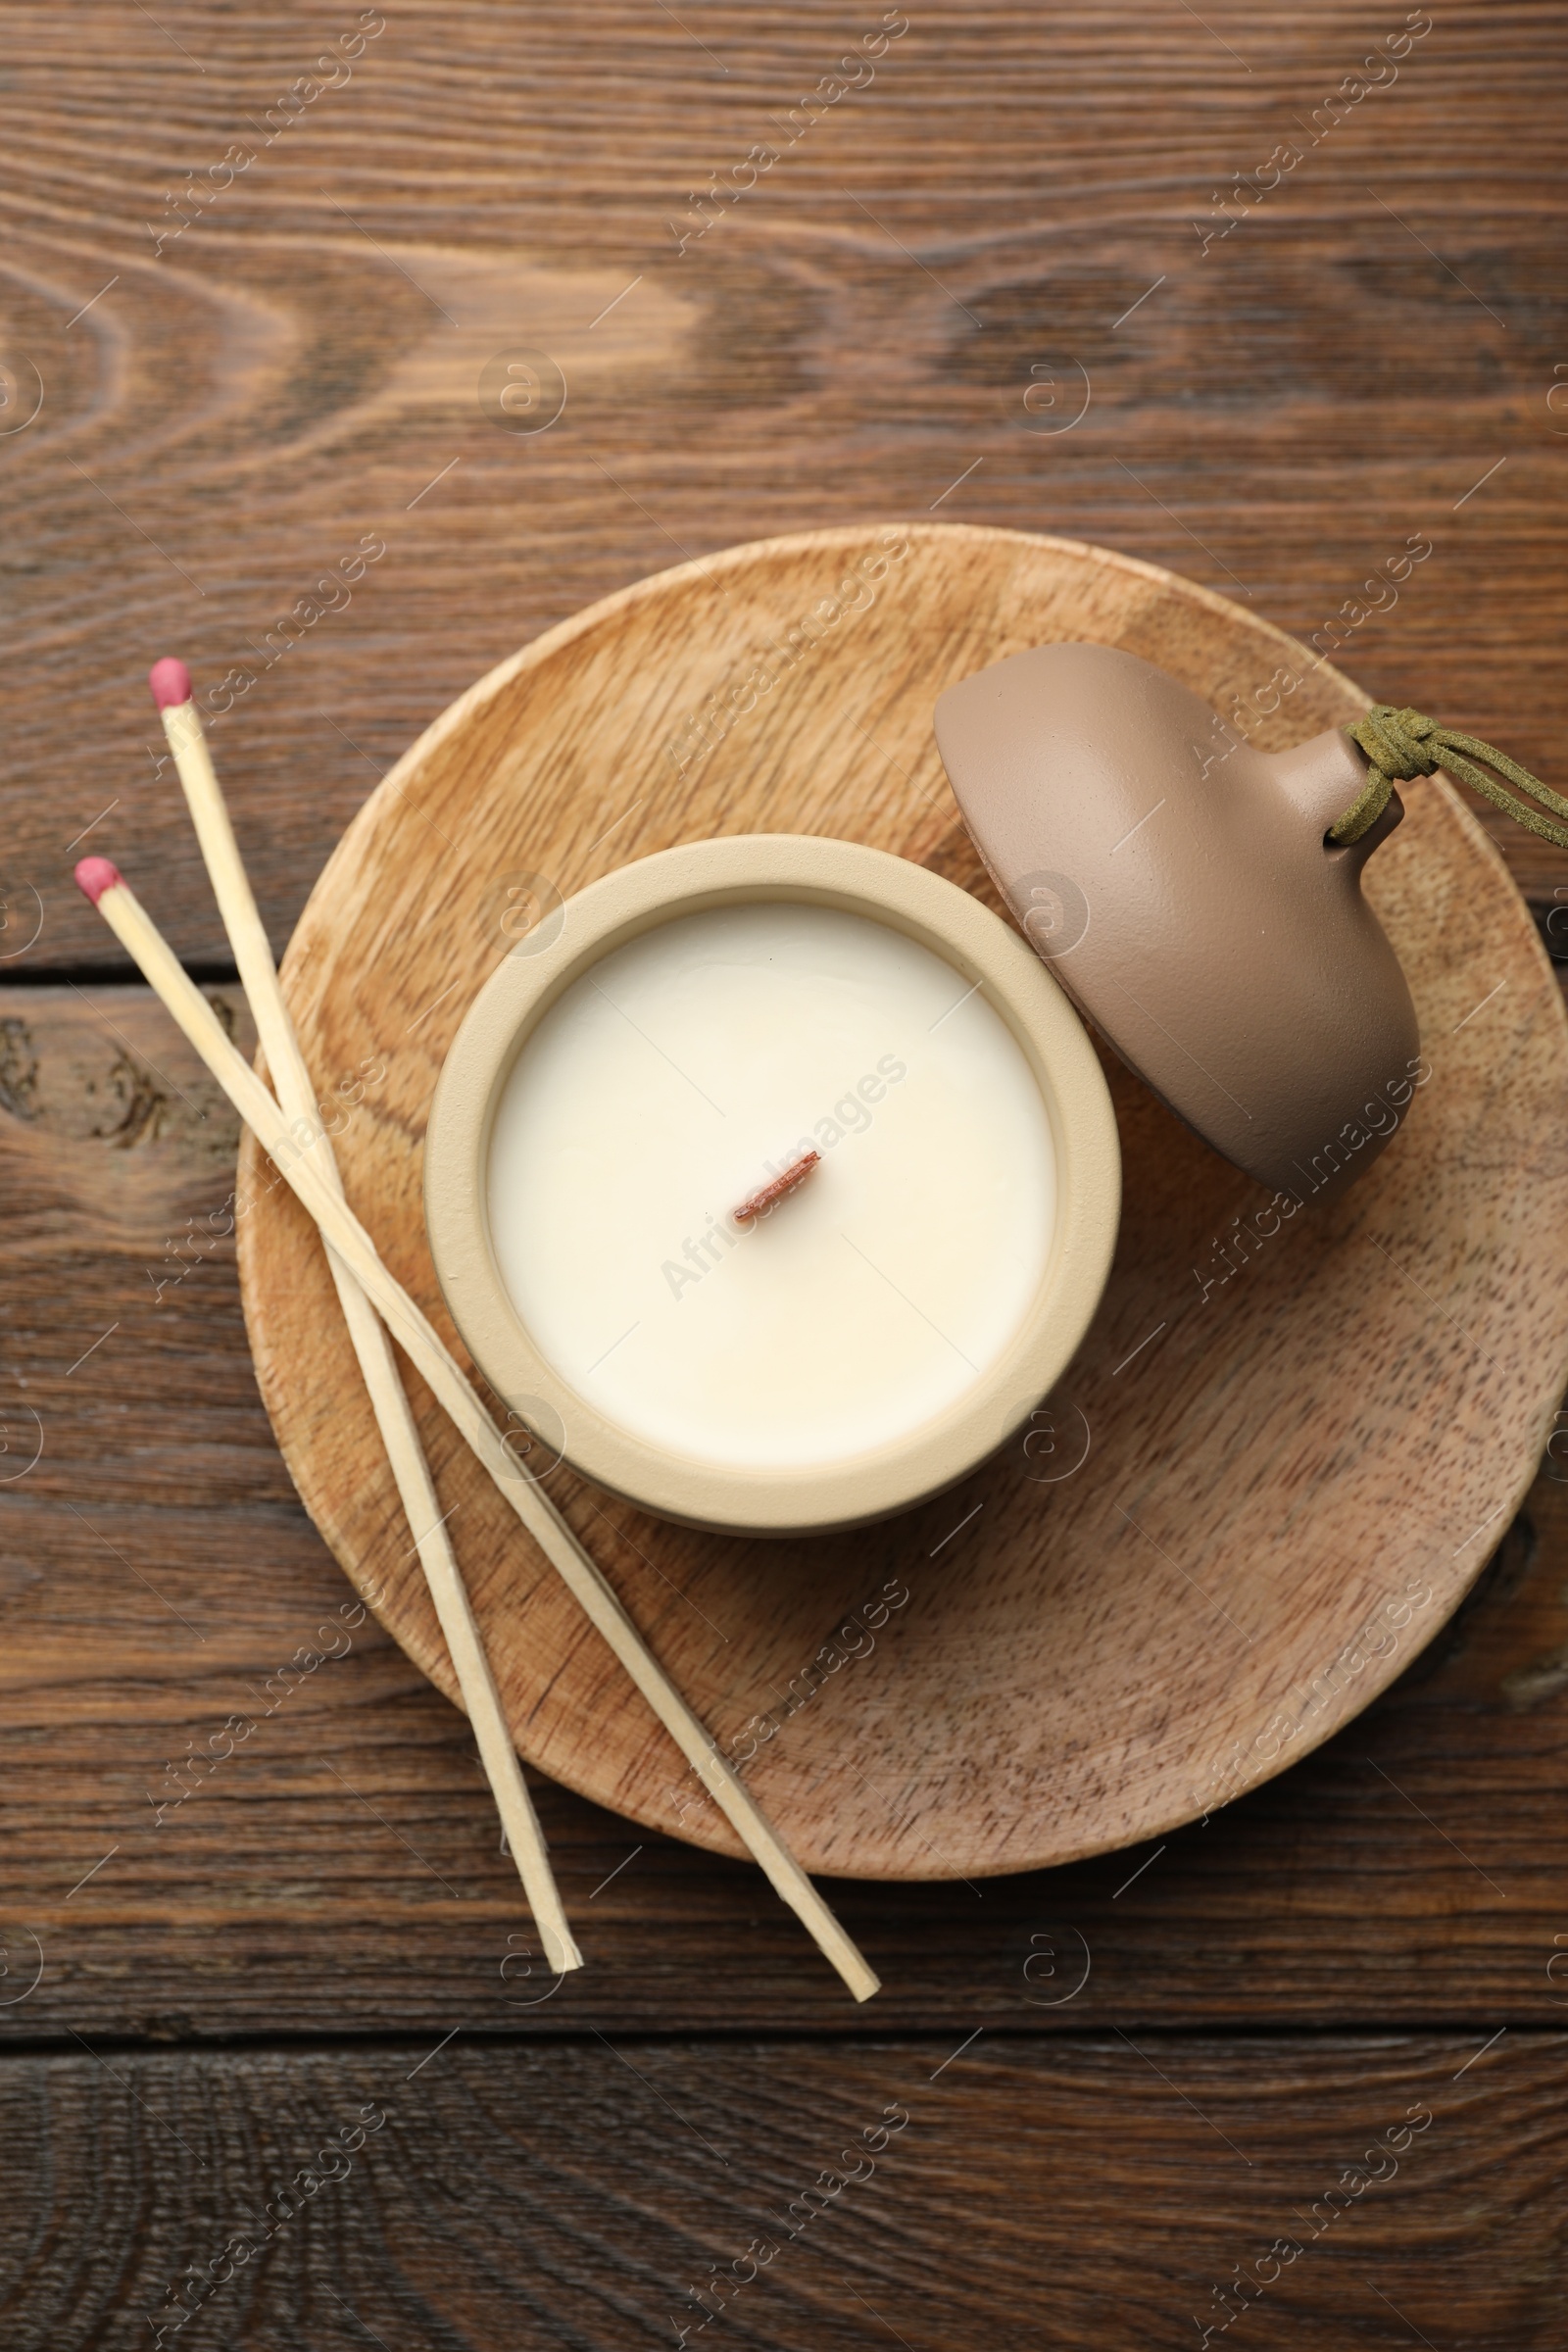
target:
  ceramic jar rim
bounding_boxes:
[422,832,1121,1536]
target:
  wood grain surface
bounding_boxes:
[4,2,1568,2345]
[2,2,1567,972]
[1,2035,1561,2351]
[236,521,1568,1886]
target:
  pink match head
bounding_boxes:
[74,857,124,906]
[148,658,193,710]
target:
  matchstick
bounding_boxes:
[77,856,880,2004]
[147,662,581,1980]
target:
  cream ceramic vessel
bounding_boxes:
[423,833,1120,1536]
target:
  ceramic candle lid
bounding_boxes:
[934,641,1420,1198]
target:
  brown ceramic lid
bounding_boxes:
[933,642,1420,1197]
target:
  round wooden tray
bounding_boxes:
[237,523,1568,1881]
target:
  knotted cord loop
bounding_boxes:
[1332,704,1568,851]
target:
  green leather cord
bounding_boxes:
[1333,705,1568,851]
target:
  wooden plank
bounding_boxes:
[1,2,1565,972]
[4,982,1568,2034]
[0,2034,1559,2348]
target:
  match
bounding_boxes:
[75,853,880,2004]
[148,658,581,1978]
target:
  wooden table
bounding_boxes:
[3,5,1566,2343]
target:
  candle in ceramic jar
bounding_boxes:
[486,901,1056,1471]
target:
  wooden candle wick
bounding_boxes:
[732,1151,820,1224]
[148,661,582,1979]
[75,851,880,2006]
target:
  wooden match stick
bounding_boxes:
[148,662,581,1980]
[76,855,880,2005]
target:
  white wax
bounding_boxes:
[486,902,1056,1471]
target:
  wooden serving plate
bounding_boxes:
[237,524,1568,1881]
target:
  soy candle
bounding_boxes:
[486,901,1056,1470]
[424,836,1120,1536]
